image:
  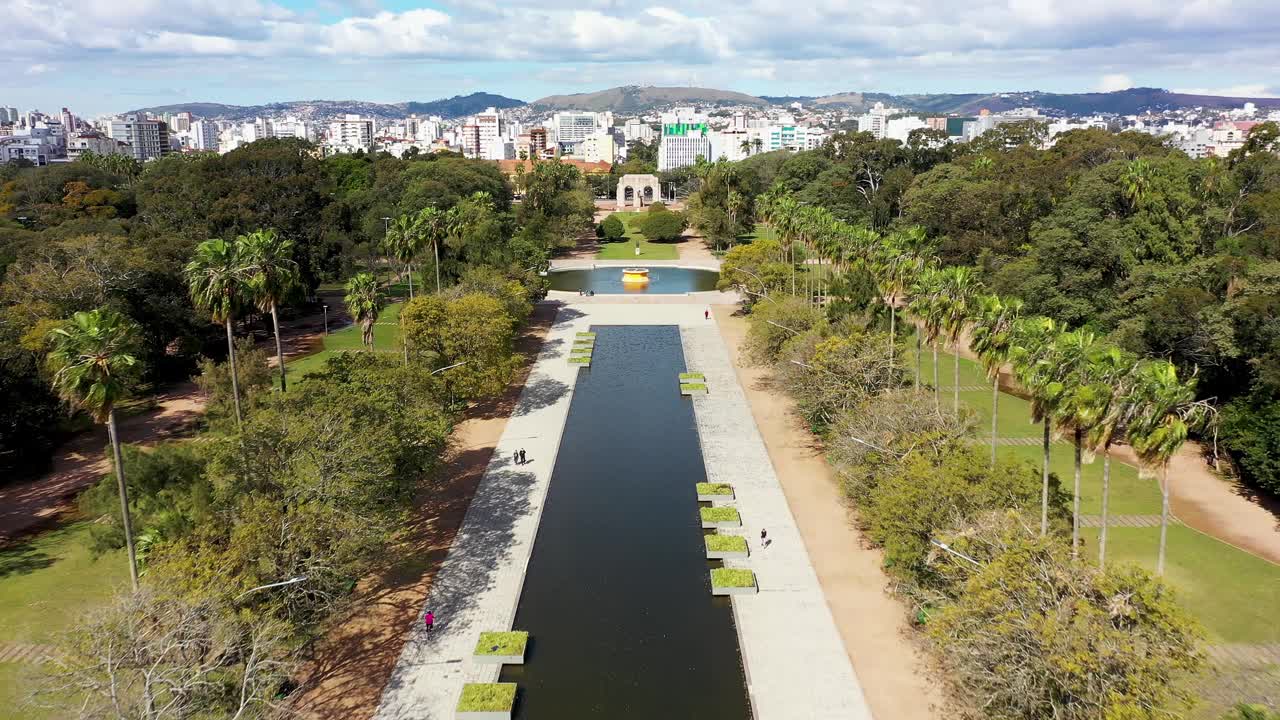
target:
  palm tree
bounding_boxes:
[186,238,249,426]
[969,295,1023,467]
[1122,158,1153,211]
[873,233,922,373]
[344,272,385,351]
[47,309,142,590]
[1010,316,1062,536]
[418,206,446,294]
[1085,346,1139,568]
[938,266,980,414]
[384,214,422,299]
[752,138,764,155]
[1128,360,1213,575]
[1050,329,1105,559]
[739,139,752,157]
[908,266,946,405]
[239,229,300,393]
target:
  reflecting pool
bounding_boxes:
[548,267,720,294]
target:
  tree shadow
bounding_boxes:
[0,538,55,578]
[511,376,570,418]
[551,306,585,329]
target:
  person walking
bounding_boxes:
[423,611,435,631]
[760,528,768,547]
[519,449,527,465]
[704,308,710,320]
[513,449,520,465]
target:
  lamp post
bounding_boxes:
[323,305,329,335]
[236,575,308,600]
[381,216,392,283]
[928,539,983,568]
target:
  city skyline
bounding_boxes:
[5,0,1280,116]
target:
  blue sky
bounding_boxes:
[4,0,1280,116]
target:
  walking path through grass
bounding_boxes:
[285,302,404,384]
[915,339,1280,645]
[596,211,679,260]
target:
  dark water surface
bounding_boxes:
[499,325,750,719]
[548,267,720,294]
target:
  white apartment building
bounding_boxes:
[108,114,170,161]
[327,114,374,152]
[475,107,506,160]
[858,102,892,139]
[186,120,219,151]
[170,112,192,133]
[623,118,656,143]
[551,111,611,147]
[66,131,126,160]
[272,116,312,141]
[884,116,928,143]
[658,119,712,171]
[0,136,52,165]
[579,130,616,164]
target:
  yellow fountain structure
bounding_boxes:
[620,267,650,284]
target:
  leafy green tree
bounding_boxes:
[185,238,250,425]
[1048,329,1106,557]
[343,272,385,351]
[598,214,626,242]
[46,308,142,589]
[718,238,790,307]
[401,292,519,402]
[383,213,423,298]
[928,524,1204,720]
[638,209,686,242]
[239,229,300,392]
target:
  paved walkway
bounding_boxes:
[373,308,583,720]
[682,322,873,719]
[375,300,868,719]
[0,643,54,664]
[1078,514,1173,528]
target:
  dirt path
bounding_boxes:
[715,307,947,720]
[0,303,346,544]
[289,304,557,720]
[0,383,205,542]
[947,331,1280,565]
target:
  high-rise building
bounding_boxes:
[66,131,126,160]
[475,107,506,160]
[108,114,171,161]
[580,130,616,164]
[552,111,608,147]
[623,118,656,144]
[188,119,219,151]
[171,112,192,133]
[658,119,712,171]
[327,115,373,152]
[459,124,481,157]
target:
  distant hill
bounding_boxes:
[531,85,768,112]
[128,92,525,122]
[769,87,1280,116]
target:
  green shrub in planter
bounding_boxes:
[457,683,516,716]
[700,506,741,527]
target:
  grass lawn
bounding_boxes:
[0,522,128,720]
[710,568,756,588]
[285,302,404,385]
[738,223,779,244]
[705,535,749,553]
[474,631,528,657]
[596,211,679,261]
[1083,526,1280,644]
[905,334,1280,644]
[700,507,741,524]
[457,683,516,712]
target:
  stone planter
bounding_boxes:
[680,383,708,395]
[473,632,527,665]
[696,483,734,503]
[710,568,758,596]
[456,683,516,720]
[700,507,742,529]
[706,547,750,560]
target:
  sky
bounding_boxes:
[4,0,1280,116]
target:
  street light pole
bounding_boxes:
[929,539,983,569]
[381,216,392,283]
[236,575,308,600]
[323,305,329,335]
[430,360,468,375]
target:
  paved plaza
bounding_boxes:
[374,300,870,719]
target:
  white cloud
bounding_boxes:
[1172,84,1279,98]
[25,63,53,75]
[1098,73,1133,92]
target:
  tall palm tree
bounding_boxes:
[186,238,249,426]
[908,266,946,405]
[1050,329,1105,559]
[739,139,752,157]
[417,206,446,294]
[344,272,385,351]
[752,138,764,155]
[969,295,1023,467]
[1010,316,1062,536]
[384,214,422,299]
[1085,346,1139,568]
[1122,158,1153,211]
[938,266,980,414]
[1128,360,1213,575]
[239,229,300,393]
[873,233,922,372]
[47,309,142,590]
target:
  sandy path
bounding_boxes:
[715,307,947,720]
[946,331,1280,565]
[290,304,557,720]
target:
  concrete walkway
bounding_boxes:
[373,308,583,720]
[375,300,868,719]
[682,322,873,720]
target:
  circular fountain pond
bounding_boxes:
[548,266,720,294]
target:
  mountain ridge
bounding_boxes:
[127,92,526,122]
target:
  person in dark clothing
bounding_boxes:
[519,449,527,465]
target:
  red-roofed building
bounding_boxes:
[1208,120,1262,157]
[494,158,611,180]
